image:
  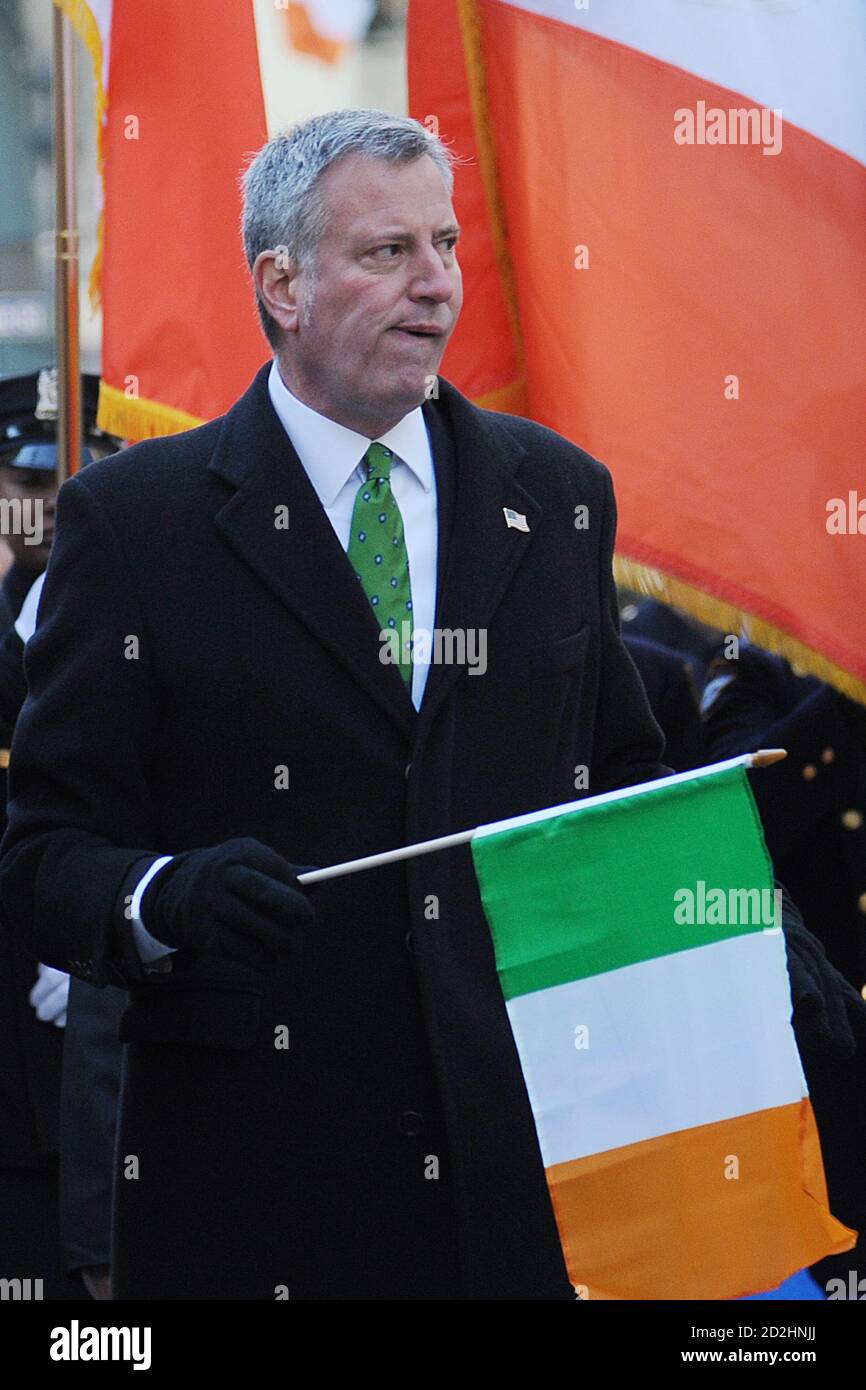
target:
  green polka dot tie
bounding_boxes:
[347,442,413,688]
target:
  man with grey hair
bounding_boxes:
[1,108,670,1299]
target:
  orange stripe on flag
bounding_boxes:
[99,0,268,439]
[548,1099,855,1300]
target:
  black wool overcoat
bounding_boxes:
[0,364,666,1299]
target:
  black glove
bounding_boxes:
[782,899,864,1061]
[140,837,314,966]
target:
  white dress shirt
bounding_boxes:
[266,358,438,706]
[130,360,439,961]
[14,571,46,644]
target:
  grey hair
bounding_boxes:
[241,109,461,348]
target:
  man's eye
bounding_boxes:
[373,244,402,258]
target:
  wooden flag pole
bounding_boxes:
[52,0,82,484]
[297,749,787,886]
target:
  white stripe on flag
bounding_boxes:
[506,929,807,1168]
[496,0,866,166]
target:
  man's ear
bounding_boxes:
[253,248,301,335]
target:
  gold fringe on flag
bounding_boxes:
[615,555,866,708]
[96,381,204,442]
[473,378,528,414]
[104,377,527,441]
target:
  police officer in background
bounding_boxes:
[0,369,119,1297]
[0,368,68,633]
[619,592,721,695]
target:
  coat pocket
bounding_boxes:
[119,980,263,1050]
[530,624,590,677]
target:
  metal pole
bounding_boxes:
[53,1,82,483]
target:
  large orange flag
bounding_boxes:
[58,0,268,440]
[409,1,866,704]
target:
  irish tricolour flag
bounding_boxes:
[471,759,855,1300]
[408,0,866,705]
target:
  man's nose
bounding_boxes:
[407,246,458,302]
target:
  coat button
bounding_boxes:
[801,764,817,781]
[399,1110,424,1136]
[841,810,863,830]
[858,893,866,915]
[821,747,835,764]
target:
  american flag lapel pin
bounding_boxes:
[503,507,530,532]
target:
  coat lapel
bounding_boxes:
[418,380,542,734]
[208,364,415,739]
[207,366,541,744]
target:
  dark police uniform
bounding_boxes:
[623,632,704,772]
[0,369,118,1297]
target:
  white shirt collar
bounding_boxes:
[267,359,434,507]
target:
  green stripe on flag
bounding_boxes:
[471,764,775,1000]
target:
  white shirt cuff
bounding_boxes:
[130,855,175,962]
[14,571,46,643]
